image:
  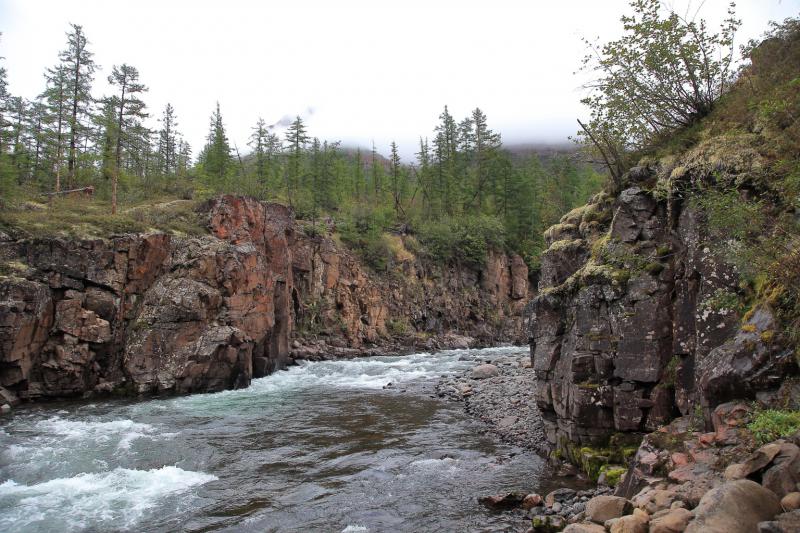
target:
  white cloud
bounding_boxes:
[1,0,796,159]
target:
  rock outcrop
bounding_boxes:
[0,195,531,402]
[527,155,797,452]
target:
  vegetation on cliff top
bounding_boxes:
[0,25,602,271]
[572,1,800,354]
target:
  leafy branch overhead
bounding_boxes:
[578,0,741,187]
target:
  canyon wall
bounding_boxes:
[527,143,797,453]
[0,195,530,402]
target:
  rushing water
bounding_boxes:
[0,347,550,532]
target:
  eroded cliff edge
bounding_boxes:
[0,195,531,402]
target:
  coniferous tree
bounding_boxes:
[389,141,402,216]
[104,64,148,214]
[249,117,269,191]
[157,103,178,177]
[0,34,9,157]
[433,106,458,215]
[41,65,70,192]
[353,148,364,200]
[465,107,501,211]
[198,102,233,188]
[59,24,97,188]
[284,116,308,205]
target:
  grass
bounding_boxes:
[747,409,800,445]
[0,195,206,239]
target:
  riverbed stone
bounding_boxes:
[563,522,606,533]
[471,364,500,379]
[650,507,693,533]
[685,479,782,533]
[585,495,633,523]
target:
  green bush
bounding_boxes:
[747,409,800,444]
[338,206,394,272]
[415,214,506,267]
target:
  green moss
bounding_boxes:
[748,409,800,444]
[699,288,743,315]
[645,262,664,275]
[543,223,577,243]
[662,355,680,387]
[560,205,588,226]
[599,465,627,487]
[547,238,585,253]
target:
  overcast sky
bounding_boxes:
[1,0,797,159]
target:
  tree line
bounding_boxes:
[0,24,603,269]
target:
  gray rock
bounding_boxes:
[686,479,781,533]
[470,363,500,380]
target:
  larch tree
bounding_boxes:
[42,65,70,192]
[249,117,269,190]
[389,141,402,217]
[0,33,8,156]
[157,103,178,176]
[59,24,97,189]
[104,63,148,214]
[284,116,308,206]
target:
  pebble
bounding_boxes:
[438,355,616,523]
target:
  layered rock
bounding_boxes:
[0,195,531,402]
[527,149,797,452]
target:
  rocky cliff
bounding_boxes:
[529,156,797,454]
[0,195,530,403]
[528,135,798,456]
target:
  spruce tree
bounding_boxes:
[198,102,233,189]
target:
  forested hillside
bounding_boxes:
[0,25,602,271]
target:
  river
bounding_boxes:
[0,346,549,532]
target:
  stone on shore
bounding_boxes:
[685,479,781,533]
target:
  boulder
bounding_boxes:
[563,523,606,533]
[522,493,543,509]
[530,515,567,532]
[762,443,800,499]
[650,507,693,533]
[757,510,800,533]
[781,492,800,511]
[685,479,782,533]
[478,491,527,510]
[545,488,577,506]
[470,363,500,380]
[609,508,649,533]
[0,386,20,407]
[585,495,634,523]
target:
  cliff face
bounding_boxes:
[0,195,530,402]
[527,144,797,453]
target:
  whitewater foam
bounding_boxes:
[170,346,527,411]
[0,466,217,532]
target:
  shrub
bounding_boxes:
[415,214,506,267]
[578,0,740,186]
[748,409,800,444]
